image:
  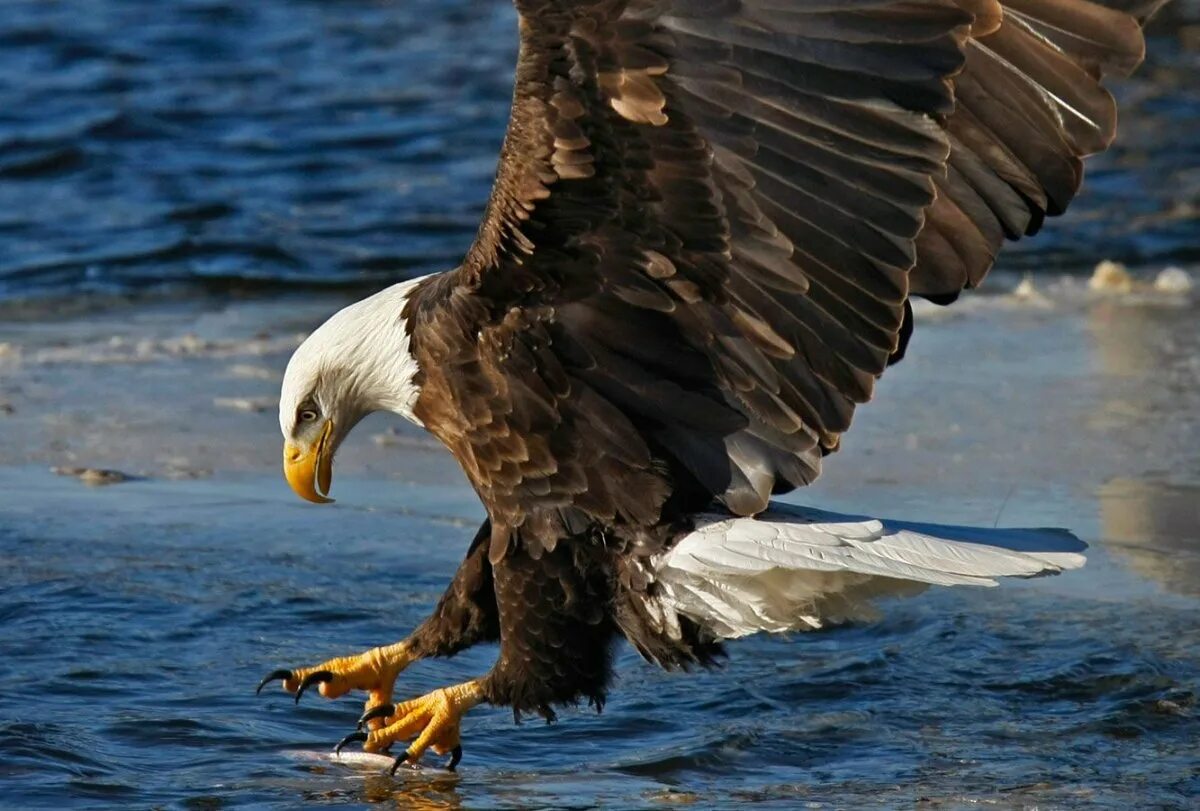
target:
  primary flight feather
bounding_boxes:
[259,0,1166,770]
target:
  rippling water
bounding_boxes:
[0,0,1197,300]
[0,0,519,299]
[1,468,1196,810]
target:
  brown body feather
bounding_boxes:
[391,0,1162,714]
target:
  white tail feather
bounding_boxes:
[651,504,1087,639]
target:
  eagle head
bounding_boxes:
[278,277,426,503]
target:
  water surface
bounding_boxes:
[1,466,1196,810]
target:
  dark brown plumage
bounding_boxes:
[410,0,1159,563]
[265,0,1167,759]
[400,0,1160,710]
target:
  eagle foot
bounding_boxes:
[255,641,415,729]
[352,679,484,771]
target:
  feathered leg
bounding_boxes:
[479,538,618,717]
[356,537,619,768]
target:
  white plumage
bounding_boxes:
[280,275,428,436]
[651,504,1087,639]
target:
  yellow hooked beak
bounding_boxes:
[283,420,335,504]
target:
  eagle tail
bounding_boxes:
[651,504,1086,640]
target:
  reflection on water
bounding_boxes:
[1086,295,1200,597]
[1100,479,1200,598]
[337,771,464,810]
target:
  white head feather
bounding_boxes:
[279,275,427,444]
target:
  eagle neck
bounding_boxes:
[330,276,427,427]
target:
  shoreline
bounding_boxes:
[1,273,1196,602]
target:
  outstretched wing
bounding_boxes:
[406,0,1156,561]
[911,0,1161,299]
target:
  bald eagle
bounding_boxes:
[257,0,1166,771]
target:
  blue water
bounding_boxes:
[0,0,517,299]
[1,470,1197,809]
[0,0,1197,300]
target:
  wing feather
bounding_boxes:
[909,0,1152,299]
[406,0,1160,557]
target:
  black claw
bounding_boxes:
[447,745,463,772]
[256,669,293,695]
[295,670,334,704]
[334,731,367,757]
[389,750,411,776]
[357,703,395,730]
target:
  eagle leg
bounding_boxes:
[352,679,485,770]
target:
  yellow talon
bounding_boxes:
[365,680,485,765]
[269,642,416,728]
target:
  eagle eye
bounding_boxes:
[298,408,319,424]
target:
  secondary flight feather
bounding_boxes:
[258,0,1168,771]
